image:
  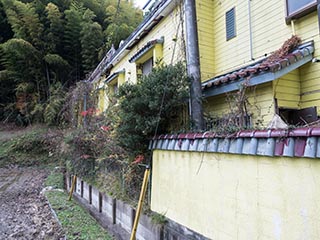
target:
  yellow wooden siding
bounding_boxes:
[210,0,318,75]
[204,83,274,127]
[196,0,215,81]
[107,5,185,86]
[95,79,107,113]
[211,0,253,76]
[273,70,301,109]
[117,72,125,86]
[297,12,320,113]
[153,43,164,65]
[98,88,105,113]
[206,0,320,118]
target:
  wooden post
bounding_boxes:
[68,175,77,201]
[130,166,150,240]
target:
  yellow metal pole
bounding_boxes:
[130,166,150,240]
[68,175,77,201]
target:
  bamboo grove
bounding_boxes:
[0,0,142,125]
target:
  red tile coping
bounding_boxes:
[202,41,314,89]
[154,127,320,140]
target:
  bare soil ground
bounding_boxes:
[0,167,65,239]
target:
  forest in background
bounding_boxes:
[0,0,142,124]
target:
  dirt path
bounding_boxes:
[0,167,65,239]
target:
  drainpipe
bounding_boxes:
[185,0,205,131]
[318,0,320,34]
[291,20,296,35]
[248,0,254,60]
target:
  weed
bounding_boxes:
[45,191,113,240]
[45,170,112,239]
[45,169,64,189]
[151,212,167,225]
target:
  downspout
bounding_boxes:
[248,0,254,60]
[317,0,320,34]
[184,0,205,130]
[291,20,296,35]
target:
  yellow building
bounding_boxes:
[91,0,320,129]
[89,0,186,112]
[201,0,320,129]
[88,0,320,239]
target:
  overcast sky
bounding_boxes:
[134,0,149,9]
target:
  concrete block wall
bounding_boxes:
[66,174,166,240]
[75,177,81,195]
[137,213,163,240]
[83,181,90,202]
[116,199,134,233]
[91,186,100,211]
[102,193,115,222]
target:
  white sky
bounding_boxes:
[134,0,149,9]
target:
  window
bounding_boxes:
[129,38,163,79]
[279,107,318,126]
[226,7,236,41]
[137,58,153,79]
[286,0,317,21]
[142,58,153,76]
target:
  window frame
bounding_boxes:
[285,0,317,23]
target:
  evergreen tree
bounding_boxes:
[45,2,64,53]
[0,1,13,43]
[63,2,83,82]
[80,9,103,74]
[2,0,44,48]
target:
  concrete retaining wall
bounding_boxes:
[83,181,90,202]
[75,177,81,195]
[66,174,172,240]
[137,213,163,240]
[116,199,134,233]
[102,193,115,222]
[91,186,100,210]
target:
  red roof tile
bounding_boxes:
[202,41,314,90]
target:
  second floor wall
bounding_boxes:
[198,0,319,80]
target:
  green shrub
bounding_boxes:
[114,62,189,156]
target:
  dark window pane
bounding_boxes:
[142,58,153,76]
[226,7,236,41]
[287,0,316,15]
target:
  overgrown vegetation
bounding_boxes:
[0,0,142,124]
[0,125,63,167]
[205,35,302,133]
[55,63,190,202]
